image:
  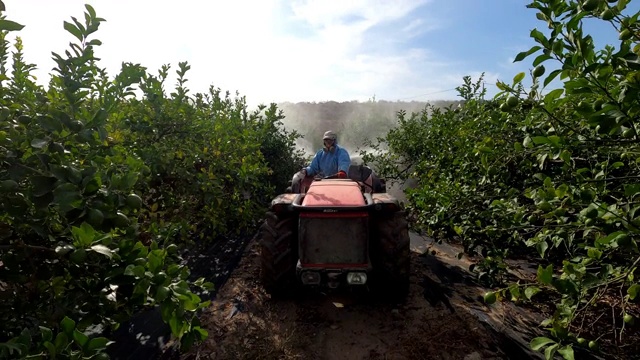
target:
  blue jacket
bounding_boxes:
[305,144,351,177]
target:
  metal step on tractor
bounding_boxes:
[258,164,410,300]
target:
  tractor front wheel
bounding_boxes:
[374,211,410,301]
[259,211,297,296]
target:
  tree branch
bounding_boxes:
[0,244,55,253]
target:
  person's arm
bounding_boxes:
[305,151,322,176]
[337,148,351,174]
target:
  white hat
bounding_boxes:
[323,130,337,140]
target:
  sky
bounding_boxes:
[2,0,637,108]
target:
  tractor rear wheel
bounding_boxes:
[374,211,410,301]
[259,211,297,295]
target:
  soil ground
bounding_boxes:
[179,234,548,360]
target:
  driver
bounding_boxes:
[302,130,351,179]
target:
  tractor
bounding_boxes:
[258,164,410,300]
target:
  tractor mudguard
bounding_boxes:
[371,193,402,211]
[269,193,299,213]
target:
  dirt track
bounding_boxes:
[180,232,553,360]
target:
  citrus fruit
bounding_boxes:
[483,291,497,304]
[126,194,143,210]
[624,314,635,325]
[601,9,615,20]
[113,212,130,228]
[87,208,104,227]
[533,65,546,77]
[582,0,600,11]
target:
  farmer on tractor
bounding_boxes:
[289,130,351,193]
[302,130,351,179]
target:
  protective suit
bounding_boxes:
[304,142,351,178]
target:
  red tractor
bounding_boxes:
[258,164,410,300]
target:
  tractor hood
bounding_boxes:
[301,180,366,207]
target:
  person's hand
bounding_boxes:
[301,168,307,176]
[337,170,347,179]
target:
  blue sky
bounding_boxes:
[3,0,638,107]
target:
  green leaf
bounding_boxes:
[530,336,555,351]
[83,176,101,194]
[532,136,550,145]
[30,138,49,149]
[552,279,578,295]
[559,150,571,164]
[537,264,553,285]
[87,39,102,46]
[90,244,113,258]
[544,89,564,106]
[123,171,138,189]
[192,326,208,340]
[169,315,184,337]
[39,326,53,342]
[63,21,83,41]
[513,72,526,84]
[54,332,69,352]
[525,286,541,300]
[533,54,553,67]
[49,164,68,181]
[628,284,640,300]
[514,142,524,151]
[513,45,542,62]
[545,343,559,359]
[530,28,549,47]
[37,115,63,133]
[537,240,549,258]
[595,231,624,247]
[544,69,562,87]
[72,329,89,348]
[31,175,57,197]
[558,345,574,360]
[86,337,113,352]
[124,264,145,278]
[85,4,97,19]
[53,183,83,212]
[624,184,640,197]
[0,19,25,31]
[160,301,175,323]
[71,223,96,247]
[60,316,76,335]
[587,247,602,260]
[43,341,56,357]
[148,249,165,273]
[200,282,214,291]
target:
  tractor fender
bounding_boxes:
[371,193,403,212]
[270,193,300,212]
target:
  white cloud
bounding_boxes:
[3,0,475,108]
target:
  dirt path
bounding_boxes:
[179,233,549,360]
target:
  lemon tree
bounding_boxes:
[0,3,303,359]
[363,0,640,358]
